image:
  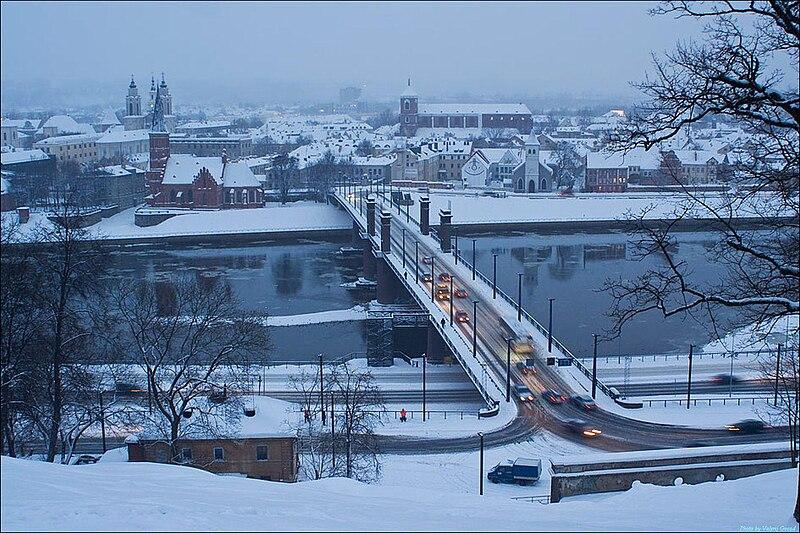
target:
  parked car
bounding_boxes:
[421,273,433,283]
[487,458,541,485]
[514,384,535,402]
[541,389,567,405]
[711,374,742,385]
[570,394,597,410]
[564,418,602,438]
[455,310,470,323]
[726,419,765,434]
[438,272,452,282]
[454,288,468,298]
[421,256,433,265]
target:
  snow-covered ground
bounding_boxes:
[2,454,796,531]
[265,305,368,326]
[399,189,777,225]
[3,201,351,242]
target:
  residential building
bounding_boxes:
[584,151,629,192]
[417,139,472,182]
[350,155,394,182]
[169,133,254,159]
[37,115,96,139]
[95,129,150,161]
[127,436,298,482]
[33,133,101,165]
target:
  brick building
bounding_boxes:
[584,151,629,193]
[127,436,298,482]
[399,79,532,137]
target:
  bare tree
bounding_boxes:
[551,141,583,190]
[356,139,374,157]
[605,1,799,521]
[290,361,384,482]
[307,151,339,202]
[273,153,298,205]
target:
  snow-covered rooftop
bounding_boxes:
[1,148,50,165]
[162,154,224,185]
[222,160,261,188]
[96,129,149,144]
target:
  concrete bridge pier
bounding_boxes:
[438,208,452,253]
[351,221,363,247]
[426,322,453,364]
[362,243,377,280]
[419,196,430,235]
[376,211,397,304]
[366,196,376,236]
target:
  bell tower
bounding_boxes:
[125,75,141,117]
[399,78,418,137]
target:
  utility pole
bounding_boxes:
[517,273,523,322]
[472,300,478,357]
[402,228,406,268]
[729,349,735,398]
[506,338,511,403]
[591,334,598,399]
[430,257,435,302]
[472,239,477,280]
[449,276,454,325]
[454,234,458,265]
[492,254,497,299]
[774,343,782,406]
[478,432,485,496]
[331,393,336,471]
[548,298,554,353]
[99,390,107,453]
[406,202,410,223]
[423,352,427,422]
[687,344,694,409]
[319,354,326,426]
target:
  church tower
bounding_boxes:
[125,75,141,116]
[159,73,173,116]
[523,129,542,192]
[149,76,157,114]
[399,78,418,137]
[147,83,171,192]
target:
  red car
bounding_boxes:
[454,288,468,298]
[455,310,470,323]
[438,272,452,282]
[541,389,567,405]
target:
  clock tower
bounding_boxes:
[399,78,418,137]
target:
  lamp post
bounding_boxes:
[506,337,511,403]
[415,241,419,283]
[472,300,478,357]
[492,254,497,299]
[478,432,485,496]
[405,202,410,223]
[99,390,106,453]
[430,257,435,302]
[517,273,523,322]
[454,234,458,265]
[774,343,782,406]
[422,352,427,422]
[402,228,406,268]
[687,344,694,409]
[591,334,598,399]
[319,354,326,425]
[471,239,477,280]
[548,298,555,353]
[449,276,454,325]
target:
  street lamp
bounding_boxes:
[430,257,435,302]
[415,241,419,283]
[548,298,555,353]
[492,254,498,299]
[517,273,523,322]
[454,234,459,265]
[471,239,477,280]
[591,335,598,399]
[478,432,485,496]
[472,300,479,357]
[319,354,326,425]
[449,276,454,325]
[506,337,512,403]
[422,352,427,422]
[402,228,406,268]
[687,344,694,409]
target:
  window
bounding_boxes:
[404,100,410,111]
[181,447,193,461]
[213,447,225,461]
[256,445,269,461]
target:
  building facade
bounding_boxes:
[33,133,101,165]
[585,152,629,192]
[123,74,176,133]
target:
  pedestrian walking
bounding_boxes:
[440,317,445,328]
[400,408,407,422]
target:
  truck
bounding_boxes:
[487,457,541,486]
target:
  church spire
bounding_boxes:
[151,83,166,132]
[129,75,136,89]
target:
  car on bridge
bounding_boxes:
[422,256,433,265]
[436,288,450,301]
[422,273,433,283]
[711,374,742,385]
[541,389,567,405]
[454,288,468,298]
[511,335,535,355]
[726,419,765,434]
[570,394,597,410]
[455,310,469,323]
[564,418,602,438]
[438,272,452,282]
[514,384,535,402]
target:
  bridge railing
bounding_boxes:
[644,396,773,408]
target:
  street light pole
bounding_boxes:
[591,334,598,399]
[331,392,336,470]
[506,338,511,403]
[517,273,523,322]
[423,352,427,421]
[415,241,419,283]
[548,298,554,353]
[405,202,410,223]
[774,343,782,406]
[402,228,406,268]
[492,254,497,299]
[449,276,454,325]
[99,390,107,453]
[430,257,435,302]
[478,432,485,496]
[472,300,478,358]
[319,354,326,426]
[454,234,458,265]
[472,239,477,280]
[687,344,694,409]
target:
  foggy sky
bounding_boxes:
[1,1,706,106]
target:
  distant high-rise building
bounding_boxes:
[339,86,362,105]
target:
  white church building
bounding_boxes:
[460,133,551,192]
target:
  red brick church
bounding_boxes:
[145,85,262,209]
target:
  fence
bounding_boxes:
[643,396,773,408]
[576,349,783,365]
[510,494,551,505]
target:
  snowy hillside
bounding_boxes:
[1,456,795,532]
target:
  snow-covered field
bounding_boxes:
[2,454,796,532]
[3,201,352,242]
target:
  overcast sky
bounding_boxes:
[1,1,708,105]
